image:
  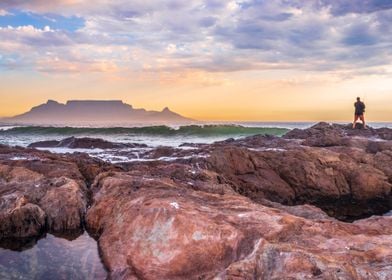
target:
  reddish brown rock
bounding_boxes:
[207,144,392,221]
[86,171,392,279]
[284,122,346,147]
[0,199,46,239]
[284,122,392,143]
[38,178,87,232]
[0,146,95,239]
[373,150,392,181]
[29,136,147,149]
[147,146,178,158]
[2,122,392,279]
[207,147,295,204]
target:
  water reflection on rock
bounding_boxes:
[0,232,107,280]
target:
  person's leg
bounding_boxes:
[353,115,359,128]
[360,114,366,128]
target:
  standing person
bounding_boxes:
[353,97,366,129]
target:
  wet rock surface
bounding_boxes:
[29,136,147,149]
[0,146,114,239]
[1,122,392,279]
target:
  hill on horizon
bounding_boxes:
[3,100,194,125]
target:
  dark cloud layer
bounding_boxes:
[318,0,392,15]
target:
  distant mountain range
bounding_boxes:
[3,100,194,125]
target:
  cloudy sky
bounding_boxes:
[1,0,392,121]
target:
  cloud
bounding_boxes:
[0,9,12,16]
[0,0,84,13]
[0,25,73,47]
[36,57,119,73]
[0,0,391,77]
[342,23,377,46]
[318,0,392,15]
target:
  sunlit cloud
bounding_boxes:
[0,9,12,16]
[0,0,392,77]
[36,57,119,73]
[0,0,391,76]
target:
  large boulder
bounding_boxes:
[0,146,90,239]
[284,122,345,147]
[206,143,392,221]
[86,171,392,279]
[207,147,295,204]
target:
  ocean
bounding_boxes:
[1,122,391,162]
[0,122,308,147]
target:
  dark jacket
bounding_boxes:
[354,101,365,115]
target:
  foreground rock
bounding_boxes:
[86,170,392,279]
[0,146,112,239]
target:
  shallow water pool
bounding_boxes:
[0,232,107,280]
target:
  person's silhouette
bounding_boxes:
[353,97,366,129]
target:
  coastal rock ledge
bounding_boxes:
[1,122,392,279]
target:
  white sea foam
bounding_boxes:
[36,147,104,154]
[384,211,392,217]
[247,147,286,152]
[0,126,21,131]
[10,156,30,161]
[100,154,209,164]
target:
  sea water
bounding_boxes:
[0,232,107,280]
[2,122,392,149]
[1,121,391,163]
[0,122,309,148]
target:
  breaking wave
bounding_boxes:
[0,125,289,137]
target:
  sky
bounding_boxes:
[0,0,392,121]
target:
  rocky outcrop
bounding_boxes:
[2,122,392,279]
[285,122,392,143]
[29,136,147,149]
[206,145,392,221]
[86,170,392,279]
[0,146,113,239]
[206,124,392,221]
[284,122,346,147]
[206,147,295,204]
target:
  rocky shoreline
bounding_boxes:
[1,122,392,279]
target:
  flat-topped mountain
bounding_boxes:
[5,100,193,125]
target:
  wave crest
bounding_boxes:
[0,125,289,137]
